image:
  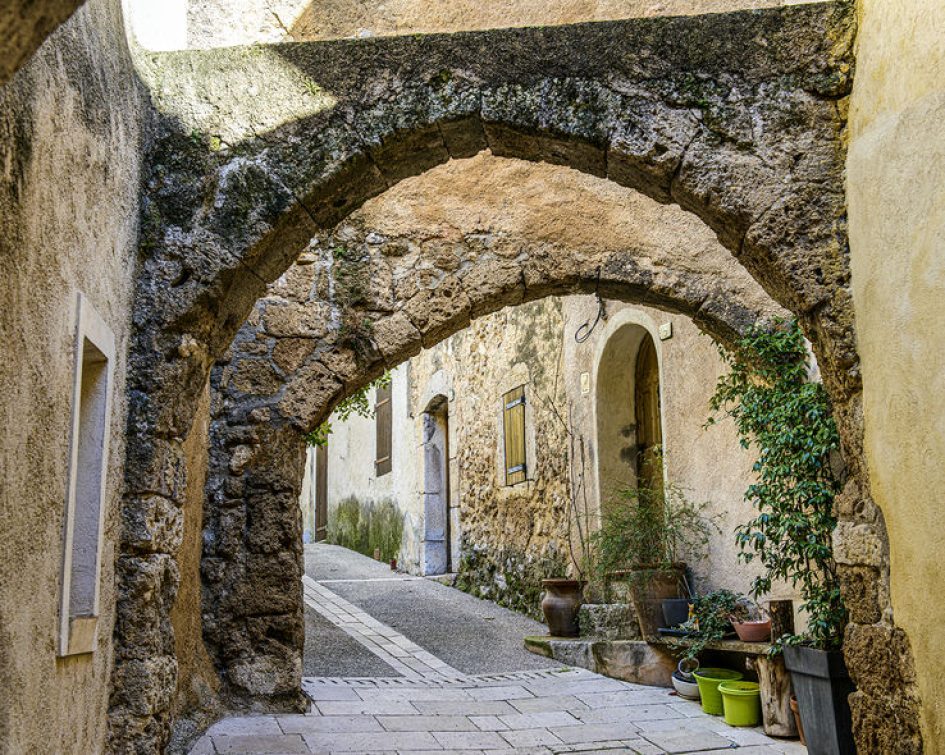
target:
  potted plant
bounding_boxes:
[730,600,771,642]
[592,454,719,640]
[709,319,853,755]
[677,589,740,661]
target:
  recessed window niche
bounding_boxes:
[59,294,115,657]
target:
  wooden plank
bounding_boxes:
[652,637,774,656]
[754,654,798,738]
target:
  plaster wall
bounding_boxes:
[848,0,945,748]
[322,363,427,573]
[177,0,794,49]
[0,0,145,750]
[562,298,798,604]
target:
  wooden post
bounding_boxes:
[755,654,798,737]
[768,600,795,641]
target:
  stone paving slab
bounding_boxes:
[189,546,805,754]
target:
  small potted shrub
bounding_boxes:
[592,454,719,640]
[730,600,771,642]
[710,319,853,754]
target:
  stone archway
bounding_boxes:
[110,5,922,753]
[201,212,781,720]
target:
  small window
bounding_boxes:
[503,386,527,485]
[375,382,392,477]
[60,294,115,656]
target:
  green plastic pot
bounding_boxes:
[692,668,743,715]
[719,681,762,726]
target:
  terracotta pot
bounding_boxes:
[790,695,806,745]
[626,563,686,641]
[732,618,771,642]
[541,578,584,637]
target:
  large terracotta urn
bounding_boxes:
[541,578,584,637]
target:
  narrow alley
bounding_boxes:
[190,546,804,754]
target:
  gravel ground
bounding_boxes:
[303,605,402,677]
[305,543,557,676]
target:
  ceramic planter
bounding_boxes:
[672,671,701,700]
[541,578,584,637]
[692,668,743,715]
[732,618,771,642]
[662,598,690,628]
[783,645,855,755]
[719,681,762,727]
[626,563,686,640]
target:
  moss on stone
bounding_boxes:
[327,496,404,562]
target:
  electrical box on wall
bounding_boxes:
[580,371,591,395]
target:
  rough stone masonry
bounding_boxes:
[107,3,922,753]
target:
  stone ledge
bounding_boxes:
[524,636,675,687]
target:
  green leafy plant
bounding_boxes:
[306,371,391,447]
[676,589,741,661]
[591,454,720,585]
[708,319,846,650]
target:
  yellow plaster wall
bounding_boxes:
[848,0,945,748]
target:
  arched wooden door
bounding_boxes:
[634,334,663,491]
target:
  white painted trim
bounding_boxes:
[59,293,116,657]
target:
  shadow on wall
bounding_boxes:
[327,496,404,563]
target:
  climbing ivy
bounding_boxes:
[306,372,392,447]
[708,319,846,650]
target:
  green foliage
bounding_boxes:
[590,454,719,583]
[708,319,846,650]
[326,496,403,563]
[678,589,742,662]
[306,372,392,447]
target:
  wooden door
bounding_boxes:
[315,444,328,542]
[634,334,663,491]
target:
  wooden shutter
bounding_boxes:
[375,383,392,476]
[503,386,527,485]
[315,444,328,542]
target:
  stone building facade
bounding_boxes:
[1,0,944,753]
[309,293,801,621]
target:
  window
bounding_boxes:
[59,294,115,656]
[375,382,392,476]
[502,386,527,485]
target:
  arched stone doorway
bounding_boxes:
[421,396,451,576]
[594,315,666,506]
[108,7,922,753]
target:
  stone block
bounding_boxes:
[121,495,184,554]
[110,656,178,715]
[833,521,887,567]
[579,603,641,640]
[591,641,675,688]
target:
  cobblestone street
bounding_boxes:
[190,545,804,754]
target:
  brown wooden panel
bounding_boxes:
[375,383,392,477]
[503,385,526,485]
[315,444,328,542]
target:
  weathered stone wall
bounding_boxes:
[847,0,945,750]
[112,6,921,751]
[167,380,221,751]
[0,0,87,82]
[179,0,790,49]
[0,0,146,752]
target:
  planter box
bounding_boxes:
[783,645,856,755]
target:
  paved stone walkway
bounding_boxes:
[190,546,806,754]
